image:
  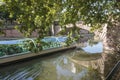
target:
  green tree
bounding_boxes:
[2,0,119,34]
[2,0,120,49]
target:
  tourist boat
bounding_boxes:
[0,36,76,66]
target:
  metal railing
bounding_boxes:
[106,60,120,80]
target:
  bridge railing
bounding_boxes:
[106,60,120,80]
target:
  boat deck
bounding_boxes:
[0,46,76,66]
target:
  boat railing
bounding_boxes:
[0,37,67,57]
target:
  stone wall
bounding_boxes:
[0,29,38,38]
[103,23,120,52]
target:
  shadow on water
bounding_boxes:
[0,40,104,80]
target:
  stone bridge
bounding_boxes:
[71,21,106,40]
[53,21,105,40]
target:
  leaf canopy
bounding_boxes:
[1,0,120,36]
[0,0,119,51]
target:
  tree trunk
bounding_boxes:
[103,23,120,78]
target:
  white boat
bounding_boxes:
[0,36,76,66]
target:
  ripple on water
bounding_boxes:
[0,48,102,80]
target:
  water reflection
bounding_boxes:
[82,42,103,53]
[0,60,43,80]
[0,49,103,80]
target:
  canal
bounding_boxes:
[0,41,103,80]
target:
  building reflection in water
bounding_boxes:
[55,56,87,80]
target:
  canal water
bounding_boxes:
[0,41,103,80]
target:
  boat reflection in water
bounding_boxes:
[0,41,103,80]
